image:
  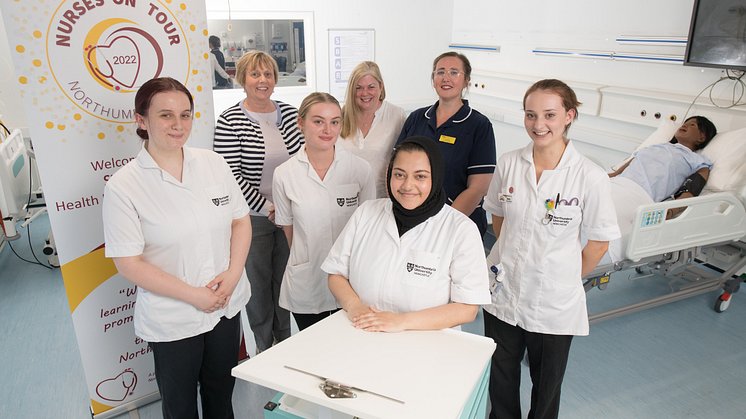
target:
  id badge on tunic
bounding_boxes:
[489,262,504,294]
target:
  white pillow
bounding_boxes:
[610,120,680,171]
[636,119,680,150]
[701,127,746,194]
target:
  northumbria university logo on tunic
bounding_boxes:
[407,263,436,277]
[47,0,190,123]
[337,195,359,207]
[212,196,229,207]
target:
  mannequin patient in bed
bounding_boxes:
[606,116,716,261]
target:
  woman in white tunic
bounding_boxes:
[323,136,491,332]
[338,61,407,198]
[103,77,251,418]
[483,79,620,419]
[273,92,375,331]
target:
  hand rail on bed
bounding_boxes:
[626,192,746,262]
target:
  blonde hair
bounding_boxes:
[235,50,279,87]
[298,92,341,124]
[340,61,386,139]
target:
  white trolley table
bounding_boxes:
[232,311,496,419]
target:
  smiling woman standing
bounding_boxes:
[339,61,407,198]
[103,77,251,418]
[214,50,303,354]
[272,92,375,331]
[482,79,620,419]
[322,136,491,333]
[396,52,496,238]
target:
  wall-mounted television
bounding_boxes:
[684,0,746,72]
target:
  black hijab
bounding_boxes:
[386,136,447,236]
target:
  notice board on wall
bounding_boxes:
[328,29,375,100]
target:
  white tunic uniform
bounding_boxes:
[103,145,251,342]
[273,144,375,313]
[321,199,491,315]
[483,141,620,336]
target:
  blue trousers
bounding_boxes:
[245,215,291,351]
[483,310,573,419]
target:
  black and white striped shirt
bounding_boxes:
[214,100,304,214]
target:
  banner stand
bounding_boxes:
[2,1,215,416]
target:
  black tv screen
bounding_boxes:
[684,0,746,71]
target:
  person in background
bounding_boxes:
[214,50,303,353]
[339,61,407,198]
[273,92,375,331]
[483,79,620,419]
[209,35,232,89]
[397,51,496,238]
[103,77,251,418]
[323,136,491,332]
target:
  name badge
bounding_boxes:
[438,135,456,144]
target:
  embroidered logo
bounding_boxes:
[406,262,437,277]
[212,195,229,207]
[337,195,359,208]
[499,194,512,203]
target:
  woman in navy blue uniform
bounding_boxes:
[396,52,496,238]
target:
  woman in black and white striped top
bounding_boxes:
[214,50,304,354]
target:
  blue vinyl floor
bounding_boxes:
[1,213,745,418]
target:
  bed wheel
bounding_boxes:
[635,267,645,274]
[714,295,731,313]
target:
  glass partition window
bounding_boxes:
[206,19,307,88]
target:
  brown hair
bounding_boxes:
[431,51,472,98]
[235,50,279,87]
[523,79,581,134]
[341,61,386,139]
[134,77,193,140]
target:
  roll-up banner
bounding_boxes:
[2,0,214,416]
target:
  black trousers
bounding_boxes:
[292,309,340,331]
[483,310,573,419]
[149,315,241,419]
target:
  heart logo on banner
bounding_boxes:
[95,369,138,402]
[86,35,141,89]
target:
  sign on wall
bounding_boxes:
[328,29,375,100]
[2,0,214,416]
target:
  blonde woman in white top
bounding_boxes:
[339,61,407,198]
[273,92,375,331]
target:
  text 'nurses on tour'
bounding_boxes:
[482,80,620,419]
[103,78,252,418]
[339,61,407,198]
[322,136,491,333]
[214,50,304,354]
[396,52,496,238]
[272,92,375,332]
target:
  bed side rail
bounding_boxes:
[626,193,746,261]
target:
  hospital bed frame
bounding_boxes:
[583,192,746,324]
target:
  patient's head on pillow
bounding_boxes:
[670,116,717,151]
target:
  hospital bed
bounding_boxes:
[583,124,746,323]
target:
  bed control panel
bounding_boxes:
[641,210,665,227]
